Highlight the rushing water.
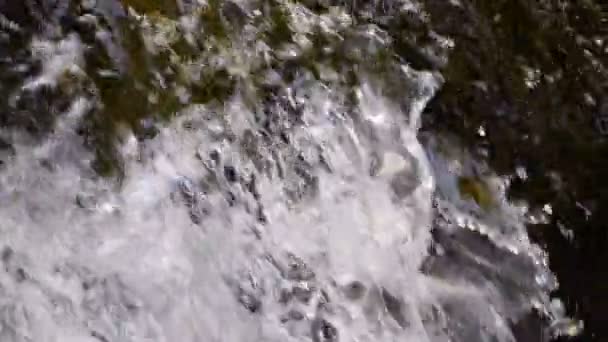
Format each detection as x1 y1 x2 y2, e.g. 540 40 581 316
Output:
0 0 588 341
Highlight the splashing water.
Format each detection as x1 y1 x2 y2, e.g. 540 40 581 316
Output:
0 0 579 341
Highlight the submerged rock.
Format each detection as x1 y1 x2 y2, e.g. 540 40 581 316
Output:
311 318 338 342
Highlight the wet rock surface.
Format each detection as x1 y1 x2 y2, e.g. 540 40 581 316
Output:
0 0 604 341
419 1 608 339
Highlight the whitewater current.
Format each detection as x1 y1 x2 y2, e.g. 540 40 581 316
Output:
0 0 580 341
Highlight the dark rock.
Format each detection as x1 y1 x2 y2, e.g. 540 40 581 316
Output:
285 255 315 281
278 287 293 304
134 118 158 140
90 331 109 342
223 165 238 182
287 309 304 321
177 177 196 205
246 174 260 200
390 168 420 200
1 246 13 263
311 318 338 342
256 206 267 224
220 1 248 31
237 288 262 313
82 279 95 291
209 149 221 164
281 309 305 323
299 0 332 13
0 0 34 28
15 267 26 282
225 190 237 206
75 193 96 209
381 288 408 328
119 0 179 18
292 284 314 304
343 280 366 300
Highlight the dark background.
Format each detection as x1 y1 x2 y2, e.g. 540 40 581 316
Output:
420 1 608 340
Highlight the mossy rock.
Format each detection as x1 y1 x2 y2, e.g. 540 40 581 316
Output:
458 176 494 209
120 0 180 18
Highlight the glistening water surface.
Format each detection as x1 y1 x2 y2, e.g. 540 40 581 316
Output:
0 0 601 341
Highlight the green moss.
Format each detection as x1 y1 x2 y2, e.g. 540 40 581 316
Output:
199 0 228 40
458 177 494 209
120 0 180 18
170 36 199 61
82 17 156 177
190 68 236 105
264 0 293 46
91 143 122 178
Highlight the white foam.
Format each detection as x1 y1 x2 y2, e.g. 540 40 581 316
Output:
23 34 85 90
0 2 569 339
0 67 564 341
